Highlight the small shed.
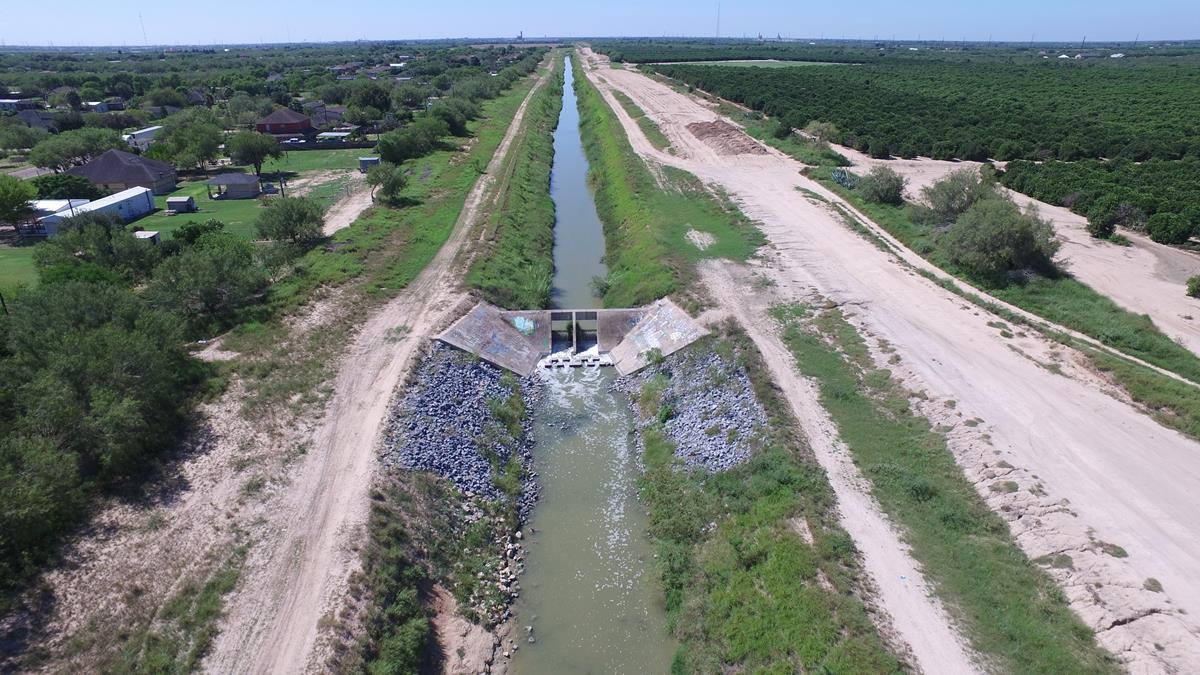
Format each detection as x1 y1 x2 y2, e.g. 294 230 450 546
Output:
133 230 161 245
359 156 381 173
206 173 262 200
166 195 196 213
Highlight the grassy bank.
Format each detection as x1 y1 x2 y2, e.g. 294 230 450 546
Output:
573 55 763 308
467 54 564 309
772 303 1116 674
633 326 902 673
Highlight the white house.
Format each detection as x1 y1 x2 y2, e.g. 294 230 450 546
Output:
122 125 163 152
39 187 155 233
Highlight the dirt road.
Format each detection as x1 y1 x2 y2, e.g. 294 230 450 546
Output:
320 174 373 235
581 48 1200 671
204 65 554 673
825 142 1200 358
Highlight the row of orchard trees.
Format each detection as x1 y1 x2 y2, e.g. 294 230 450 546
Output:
654 60 1200 162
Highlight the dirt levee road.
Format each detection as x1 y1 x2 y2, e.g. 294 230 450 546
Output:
581 48 1200 671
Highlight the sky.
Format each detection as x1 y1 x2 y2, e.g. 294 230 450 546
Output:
2 0 1196 47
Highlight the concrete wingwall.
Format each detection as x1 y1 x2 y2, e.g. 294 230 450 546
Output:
437 299 706 376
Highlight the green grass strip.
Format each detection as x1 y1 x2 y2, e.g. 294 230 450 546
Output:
773 304 1116 674
467 54 564 309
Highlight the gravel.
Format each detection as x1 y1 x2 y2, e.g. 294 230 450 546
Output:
382 344 541 519
616 349 767 472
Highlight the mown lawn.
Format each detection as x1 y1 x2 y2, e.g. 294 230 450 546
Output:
0 244 37 294
137 150 366 239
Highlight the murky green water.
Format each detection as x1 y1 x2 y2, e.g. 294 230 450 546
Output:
549 56 608 310
510 368 674 674
509 55 675 674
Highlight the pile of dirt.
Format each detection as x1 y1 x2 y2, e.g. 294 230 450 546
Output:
686 120 768 156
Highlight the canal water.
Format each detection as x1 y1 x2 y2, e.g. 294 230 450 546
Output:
508 55 675 674
548 55 608 310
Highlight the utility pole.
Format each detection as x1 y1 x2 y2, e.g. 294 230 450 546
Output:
715 2 721 39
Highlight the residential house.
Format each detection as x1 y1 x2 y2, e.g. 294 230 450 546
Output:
205 173 262 199
17 109 57 131
67 149 177 195
256 107 315 136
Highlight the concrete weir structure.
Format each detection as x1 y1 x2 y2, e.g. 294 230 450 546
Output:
437 298 707 376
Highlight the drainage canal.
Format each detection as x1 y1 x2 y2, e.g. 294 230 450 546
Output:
508 55 676 672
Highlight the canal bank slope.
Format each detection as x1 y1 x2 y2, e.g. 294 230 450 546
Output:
580 47 1200 671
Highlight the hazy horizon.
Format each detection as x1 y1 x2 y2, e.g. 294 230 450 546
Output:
2 0 1196 48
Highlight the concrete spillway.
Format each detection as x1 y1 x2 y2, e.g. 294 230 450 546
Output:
437 298 707 376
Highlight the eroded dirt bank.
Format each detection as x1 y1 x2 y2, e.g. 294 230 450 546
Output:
582 47 1200 671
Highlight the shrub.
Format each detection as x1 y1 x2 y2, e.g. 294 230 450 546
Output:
940 198 1060 284
1187 276 1200 299
1147 212 1193 245
856 166 906 205
367 163 409 205
145 231 269 335
913 168 999 225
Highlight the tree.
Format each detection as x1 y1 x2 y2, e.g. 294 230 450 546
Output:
0 175 37 225
366 163 409 204
149 108 222 170
0 120 47 151
940 198 1060 283
912 169 999 225
226 131 282 177
30 173 106 200
1147 212 1193 245
255 196 324 247
857 166 906 205
349 81 392 112
1085 195 1120 238
28 127 125 171
32 212 161 282
1187 276 1200 299
145 231 269 334
376 116 450 164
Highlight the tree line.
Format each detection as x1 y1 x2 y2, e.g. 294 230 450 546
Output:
654 60 1200 162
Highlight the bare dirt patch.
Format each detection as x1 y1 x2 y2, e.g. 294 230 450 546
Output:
686 120 768 156
685 228 715 251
